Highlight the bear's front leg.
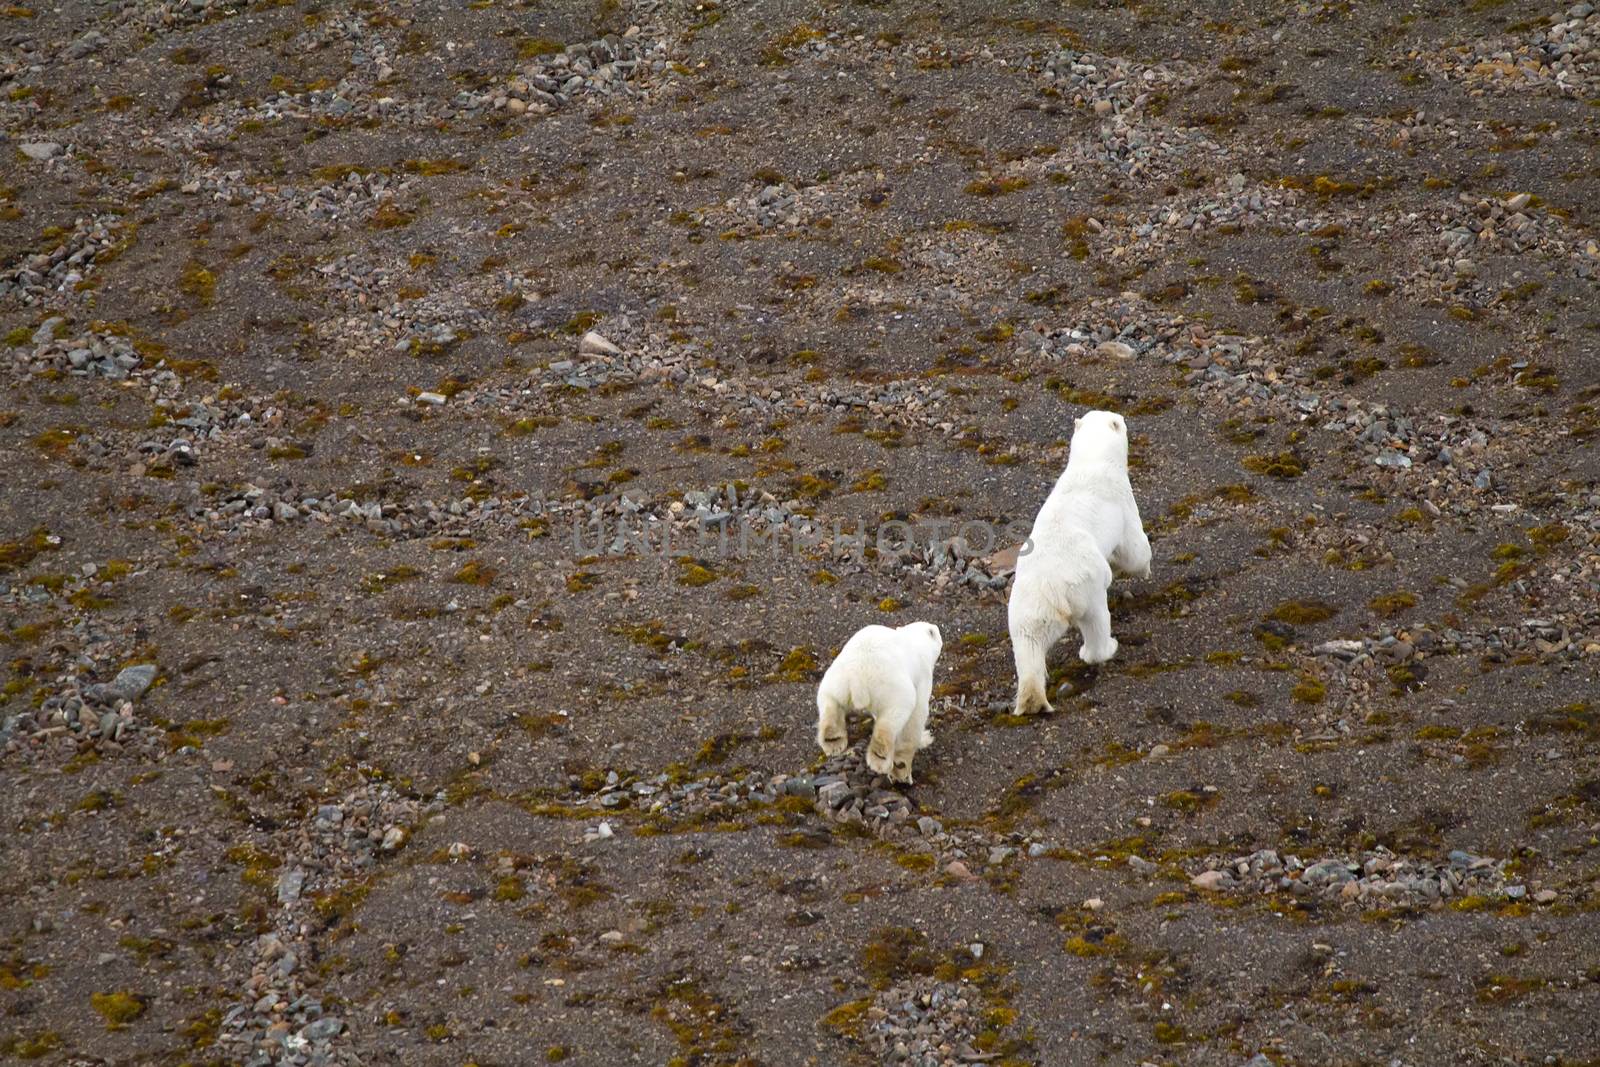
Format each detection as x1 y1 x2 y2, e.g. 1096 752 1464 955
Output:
1116 512 1153 580
816 694 848 756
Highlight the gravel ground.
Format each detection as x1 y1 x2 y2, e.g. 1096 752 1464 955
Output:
3 1 1598 1065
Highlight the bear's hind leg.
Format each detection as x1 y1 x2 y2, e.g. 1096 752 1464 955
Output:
1011 618 1067 716
866 699 912 779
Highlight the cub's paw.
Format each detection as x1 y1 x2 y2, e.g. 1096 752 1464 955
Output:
865 744 894 777
917 729 934 750
818 731 848 756
891 760 914 785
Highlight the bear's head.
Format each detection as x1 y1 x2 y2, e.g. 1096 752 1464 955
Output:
1068 409 1128 468
904 621 942 657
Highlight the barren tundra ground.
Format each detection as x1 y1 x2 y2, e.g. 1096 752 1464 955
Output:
3 1 1600 1065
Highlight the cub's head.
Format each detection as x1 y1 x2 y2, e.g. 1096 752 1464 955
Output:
1070 409 1129 465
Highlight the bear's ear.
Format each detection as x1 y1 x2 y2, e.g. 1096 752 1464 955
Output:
1114 416 1125 433
1073 416 1082 429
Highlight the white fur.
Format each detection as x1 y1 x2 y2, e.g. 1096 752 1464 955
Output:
1008 410 1151 715
815 621 942 783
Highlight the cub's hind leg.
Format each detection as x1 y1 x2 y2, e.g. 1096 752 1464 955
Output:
891 701 931 784
866 697 913 779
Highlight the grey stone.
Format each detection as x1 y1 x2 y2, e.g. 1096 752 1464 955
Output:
1303 859 1356 885
32 317 64 345
85 663 157 704
64 31 107 59
817 781 849 809
20 142 62 161
277 868 306 904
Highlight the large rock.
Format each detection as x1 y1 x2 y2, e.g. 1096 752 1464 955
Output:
84 664 157 705
578 330 622 357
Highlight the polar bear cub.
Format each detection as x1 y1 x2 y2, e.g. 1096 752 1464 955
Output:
1008 410 1151 715
816 621 942 783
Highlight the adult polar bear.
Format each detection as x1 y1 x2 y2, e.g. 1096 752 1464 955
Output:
1009 410 1151 715
816 622 943 783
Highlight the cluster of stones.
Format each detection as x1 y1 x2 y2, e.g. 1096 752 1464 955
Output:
745 181 804 228
1418 4 1600 96
864 975 996 1067
586 766 782 818
1041 48 1191 117
0 215 124 304
1097 164 1595 296
1114 175 1296 249
159 165 422 224
466 32 673 117
1039 48 1213 180
1315 612 1598 668
390 319 470 356
572 747 1018 875
122 0 258 35
190 481 541 540
1404 191 1596 301
304 171 419 225
799 749 1019 878
316 253 399 308
555 328 952 433
569 476 1015 596
1 662 157 755
703 180 813 237
1037 293 1510 485
1189 847 1558 911
2 320 218 454
219 783 429 1067
8 323 142 380
247 85 434 130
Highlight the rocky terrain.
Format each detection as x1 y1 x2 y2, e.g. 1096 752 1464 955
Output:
2 1 1598 1064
